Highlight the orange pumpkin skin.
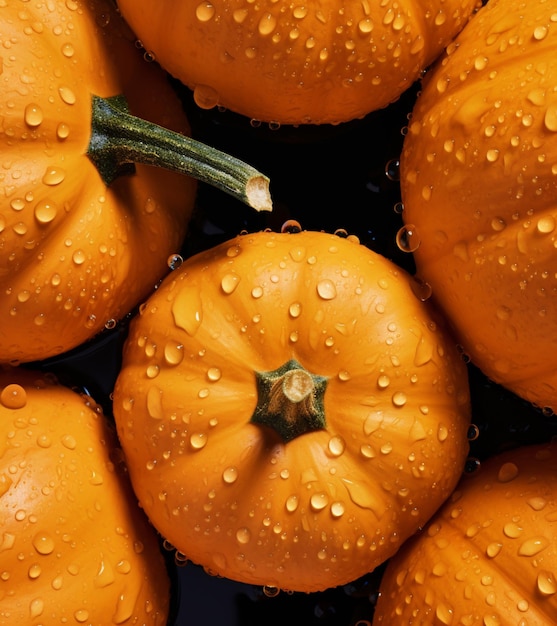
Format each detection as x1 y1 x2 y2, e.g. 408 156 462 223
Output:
116 0 480 125
373 442 557 625
113 230 471 592
400 0 557 411
0 368 170 625
0 0 196 364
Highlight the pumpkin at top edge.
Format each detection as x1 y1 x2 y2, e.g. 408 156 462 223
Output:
112 229 471 593
116 0 481 126
400 0 557 412
373 440 557 625
0 0 196 364
0 367 171 626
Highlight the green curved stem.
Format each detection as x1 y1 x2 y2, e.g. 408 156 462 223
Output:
87 94 272 212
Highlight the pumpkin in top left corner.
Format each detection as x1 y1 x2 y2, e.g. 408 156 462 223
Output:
0 0 196 364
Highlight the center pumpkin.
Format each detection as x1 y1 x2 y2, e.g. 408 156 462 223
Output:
112 229 471 592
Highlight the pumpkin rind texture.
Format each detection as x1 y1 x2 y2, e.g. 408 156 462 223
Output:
373 441 557 625
0 0 196 364
400 0 557 411
113 230 471 592
0 368 170 625
116 0 481 125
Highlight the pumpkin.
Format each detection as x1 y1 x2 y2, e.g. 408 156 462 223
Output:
0 0 270 365
0 367 171 625
115 0 481 126
112 228 471 593
399 0 557 412
373 441 557 625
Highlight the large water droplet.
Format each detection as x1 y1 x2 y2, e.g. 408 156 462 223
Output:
0 384 27 409
24 103 43 127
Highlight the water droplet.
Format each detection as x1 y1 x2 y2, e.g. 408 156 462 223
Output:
34 199 58 224
32 532 55 555
497 462 519 483
74 609 89 623
167 254 183 270
281 219 302 233
61 434 76 450
236 527 251 544
503 522 523 538
190 433 207 450
195 1 215 21
28 563 42 579
392 391 407 407
385 159 400 181
410 277 432 301
24 103 43 127
221 272 241 294
518 536 549 556
310 492 329 511
327 436 345 457
172 286 203 336
486 542 503 558
537 570 557 595
396 224 421 252
193 84 219 110
316 279 336 300
285 495 299 512
289 302 302 318
222 467 238 484
42 167 65 186
207 367 221 382
464 457 481 474
544 104 557 132
467 424 480 441
330 501 345 518
56 123 70 140
0 384 27 409
58 86 76 105
30 598 45 618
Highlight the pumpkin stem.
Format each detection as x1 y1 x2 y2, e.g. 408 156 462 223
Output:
251 359 328 442
87 94 272 212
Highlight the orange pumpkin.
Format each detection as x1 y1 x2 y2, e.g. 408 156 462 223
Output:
0 0 270 365
116 0 481 125
373 441 557 625
399 0 557 412
112 229 471 592
0 367 170 625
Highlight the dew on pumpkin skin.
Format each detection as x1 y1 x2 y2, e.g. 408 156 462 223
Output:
316 279 336 300
0 384 27 409
24 103 43 127
42 167 65 186
193 84 219 110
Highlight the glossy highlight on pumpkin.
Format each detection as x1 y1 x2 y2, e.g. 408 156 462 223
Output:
400 0 557 411
373 441 557 625
113 229 471 592
116 0 481 125
0 367 170 625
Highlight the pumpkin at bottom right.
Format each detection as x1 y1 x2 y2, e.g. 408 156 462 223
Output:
373 441 557 625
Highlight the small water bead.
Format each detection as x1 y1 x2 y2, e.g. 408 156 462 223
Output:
497 462 519 483
190 433 207 450
396 224 421 252
193 84 219 110
385 158 400 181
32 532 55 555
206 367 221 382
327 436 345 457
58 86 76 105
537 570 557 596
24 103 43 127
288 302 302 318
1 383 27 409
410 277 432 301
330 501 345 518
42 167 65 186
464 457 481 474
221 272 241 294
316 279 336 300
310 492 329 511
104 318 117 330
34 199 58 224
222 466 238 484
518 536 550 557
467 424 480 441
285 495 299 512
281 219 302 233
167 253 183 270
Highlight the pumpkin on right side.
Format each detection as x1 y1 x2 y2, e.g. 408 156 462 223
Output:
373 441 557 625
400 0 557 412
